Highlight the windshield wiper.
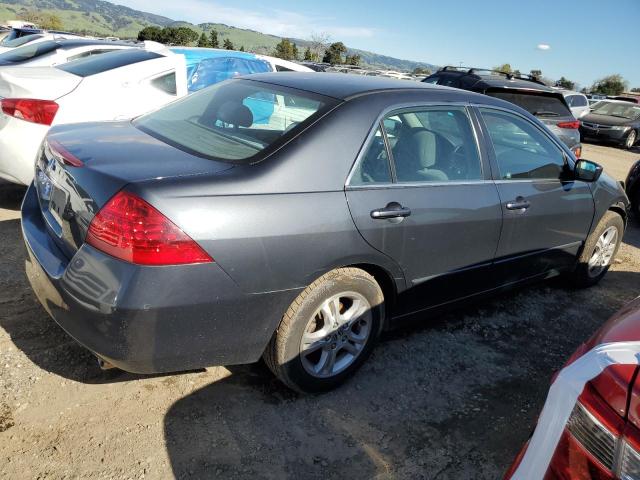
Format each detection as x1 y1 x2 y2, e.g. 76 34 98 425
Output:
600 114 633 120
532 111 560 117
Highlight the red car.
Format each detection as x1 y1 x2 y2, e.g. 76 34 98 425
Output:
505 297 640 479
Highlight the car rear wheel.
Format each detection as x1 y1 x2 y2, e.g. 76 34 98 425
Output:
625 130 637 149
263 268 384 393
568 211 624 288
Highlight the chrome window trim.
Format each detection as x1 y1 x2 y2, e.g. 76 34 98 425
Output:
345 101 486 188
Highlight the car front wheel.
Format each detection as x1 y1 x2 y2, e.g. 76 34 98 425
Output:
569 211 624 287
263 267 384 393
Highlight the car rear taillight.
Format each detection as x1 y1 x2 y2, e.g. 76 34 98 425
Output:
1 98 59 126
558 120 581 129
547 385 640 479
85 191 213 266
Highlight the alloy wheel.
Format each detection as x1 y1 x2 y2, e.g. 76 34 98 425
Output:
299 292 372 378
587 226 618 277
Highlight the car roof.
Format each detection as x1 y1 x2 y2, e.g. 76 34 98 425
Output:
427 69 554 92
558 90 586 96
244 72 437 100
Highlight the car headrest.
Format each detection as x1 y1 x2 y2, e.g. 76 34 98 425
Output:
216 101 253 127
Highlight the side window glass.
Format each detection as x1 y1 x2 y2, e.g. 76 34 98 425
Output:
480 108 566 180
387 107 482 183
350 126 392 185
151 72 177 95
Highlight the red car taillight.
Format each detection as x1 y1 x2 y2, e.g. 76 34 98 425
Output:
85 191 213 266
546 385 640 479
1 98 59 126
558 120 581 129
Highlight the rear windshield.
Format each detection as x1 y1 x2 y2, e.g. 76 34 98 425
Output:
0 39 58 63
486 90 572 118
134 79 337 164
0 33 44 48
57 49 161 77
188 57 270 92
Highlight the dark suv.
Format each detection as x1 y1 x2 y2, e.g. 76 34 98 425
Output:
424 67 582 156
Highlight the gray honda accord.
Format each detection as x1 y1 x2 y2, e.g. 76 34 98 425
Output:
22 73 628 392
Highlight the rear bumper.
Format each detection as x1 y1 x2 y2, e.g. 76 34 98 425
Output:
21 184 299 373
0 113 48 185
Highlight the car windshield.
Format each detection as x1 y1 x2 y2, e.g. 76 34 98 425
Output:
0 39 58 63
134 79 337 164
485 90 572 117
0 33 44 48
591 102 640 120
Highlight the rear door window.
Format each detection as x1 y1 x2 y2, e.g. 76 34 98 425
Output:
57 49 162 77
150 72 177 95
485 90 572 118
566 95 588 108
480 108 566 180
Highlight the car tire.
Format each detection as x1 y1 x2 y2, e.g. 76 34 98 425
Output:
624 130 637 150
263 267 384 393
569 211 624 288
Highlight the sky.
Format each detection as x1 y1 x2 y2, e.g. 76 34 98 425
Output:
114 0 640 89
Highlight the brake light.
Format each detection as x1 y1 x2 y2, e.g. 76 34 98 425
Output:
85 191 213 266
558 120 581 129
47 139 83 167
546 384 640 479
1 98 59 126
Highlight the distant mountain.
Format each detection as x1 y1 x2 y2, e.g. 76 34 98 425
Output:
0 0 438 72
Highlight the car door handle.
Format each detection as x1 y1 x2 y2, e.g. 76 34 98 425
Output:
506 198 531 211
370 203 412 219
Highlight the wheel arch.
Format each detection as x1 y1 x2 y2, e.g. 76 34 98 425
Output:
346 262 398 326
609 202 628 226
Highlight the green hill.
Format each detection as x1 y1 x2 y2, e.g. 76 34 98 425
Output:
0 0 438 72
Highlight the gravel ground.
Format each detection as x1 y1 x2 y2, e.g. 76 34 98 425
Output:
1 143 639 479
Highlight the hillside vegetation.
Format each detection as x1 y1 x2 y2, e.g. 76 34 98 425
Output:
0 0 437 72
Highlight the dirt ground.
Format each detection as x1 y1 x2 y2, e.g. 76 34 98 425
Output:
1 143 640 480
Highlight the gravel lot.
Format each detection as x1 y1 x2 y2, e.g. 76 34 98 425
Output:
1 143 639 479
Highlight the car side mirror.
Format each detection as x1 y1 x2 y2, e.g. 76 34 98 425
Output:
574 159 603 182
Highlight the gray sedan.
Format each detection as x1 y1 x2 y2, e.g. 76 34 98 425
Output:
22 73 628 392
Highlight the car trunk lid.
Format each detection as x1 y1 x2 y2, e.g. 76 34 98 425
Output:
35 121 235 259
0 66 81 100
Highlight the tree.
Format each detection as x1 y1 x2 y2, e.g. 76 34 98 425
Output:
197 32 210 48
137 26 163 42
223 38 234 50
413 67 432 76
344 54 361 66
274 39 297 60
209 29 219 48
309 32 330 62
20 10 63 30
322 41 347 65
173 27 199 46
303 47 313 61
591 74 628 96
239 45 245 52
494 63 513 74
556 76 576 90
631 87 640 93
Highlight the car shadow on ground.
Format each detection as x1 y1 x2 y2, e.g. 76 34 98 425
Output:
162 266 640 479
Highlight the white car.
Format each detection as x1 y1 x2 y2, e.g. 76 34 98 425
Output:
0 38 141 68
560 90 590 119
0 45 186 185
